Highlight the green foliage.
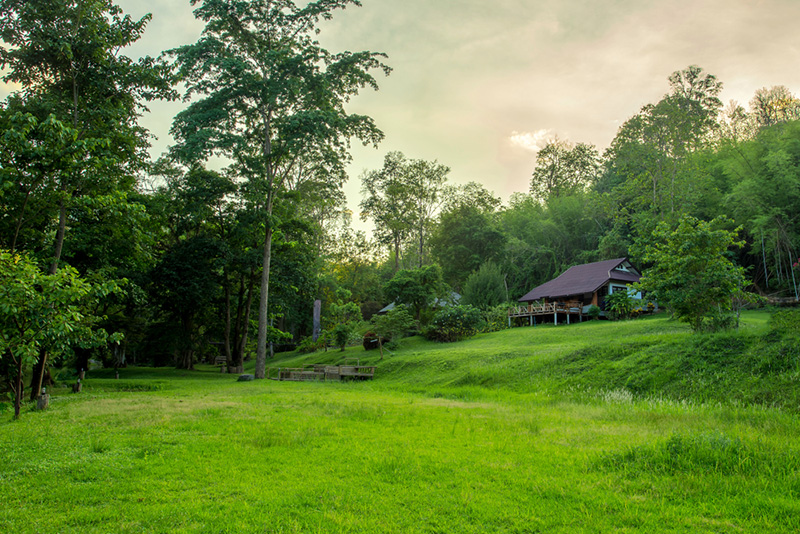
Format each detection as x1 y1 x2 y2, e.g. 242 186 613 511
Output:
371 305 416 350
0 250 120 417
480 304 511 333
424 305 484 342
636 215 746 332
462 262 506 310
383 265 444 319
586 304 602 320
430 205 506 288
360 151 450 269
530 139 601 201
325 289 363 351
499 192 603 300
604 288 637 320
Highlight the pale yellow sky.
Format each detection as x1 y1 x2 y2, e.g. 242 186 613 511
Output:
6 0 800 223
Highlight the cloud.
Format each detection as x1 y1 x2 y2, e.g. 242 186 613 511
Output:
508 130 556 154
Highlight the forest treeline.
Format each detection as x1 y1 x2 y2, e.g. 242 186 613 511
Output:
1 2 799 410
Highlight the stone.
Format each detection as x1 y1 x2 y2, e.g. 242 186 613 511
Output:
237 374 255 382
36 394 50 411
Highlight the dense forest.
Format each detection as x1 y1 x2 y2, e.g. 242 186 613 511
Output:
2 1 799 415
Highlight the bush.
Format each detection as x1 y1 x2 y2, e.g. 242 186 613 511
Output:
371 306 416 350
462 262 506 310
481 304 510 333
587 304 601 320
296 336 324 354
605 289 636 320
424 305 484 342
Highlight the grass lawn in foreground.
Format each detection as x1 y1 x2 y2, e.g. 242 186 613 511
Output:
1 311 799 533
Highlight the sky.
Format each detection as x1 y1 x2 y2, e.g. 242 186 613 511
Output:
5 0 800 223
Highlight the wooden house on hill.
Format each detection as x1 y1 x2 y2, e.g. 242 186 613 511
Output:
510 258 642 325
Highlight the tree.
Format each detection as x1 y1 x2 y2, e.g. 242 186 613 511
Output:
325 289 362 352
383 265 444 320
749 86 800 128
462 262 506 310
149 236 226 369
370 305 415 358
168 0 389 379
360 152 416 272
530 139 601 201
0 0 175 272
404 158 450 267
0 250 119 418
636 215 746 332
1 0 174 396
430 205 506 289
604 66 723 220
360 152 450 270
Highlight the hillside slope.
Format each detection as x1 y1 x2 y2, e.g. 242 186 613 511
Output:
274 310 800 410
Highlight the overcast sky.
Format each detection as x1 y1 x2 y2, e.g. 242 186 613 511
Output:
5 0 800 221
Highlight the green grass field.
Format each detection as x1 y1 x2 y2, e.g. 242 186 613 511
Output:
2 311 799 533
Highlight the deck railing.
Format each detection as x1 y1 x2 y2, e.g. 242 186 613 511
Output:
508 301 584 317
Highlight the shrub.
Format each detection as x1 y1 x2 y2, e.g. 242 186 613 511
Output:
587 304 601 320
481 304 510 333
424 305 484 342
462 262 506 310
296 336 323 354
371 306 416 350
605 289 636 320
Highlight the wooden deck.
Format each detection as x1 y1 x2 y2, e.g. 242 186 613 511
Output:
267 359 376 382
508 300 584 326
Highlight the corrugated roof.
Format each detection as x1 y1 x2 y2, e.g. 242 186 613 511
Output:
518 258 640 302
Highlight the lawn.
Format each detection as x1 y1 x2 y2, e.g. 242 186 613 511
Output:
2 311 799 533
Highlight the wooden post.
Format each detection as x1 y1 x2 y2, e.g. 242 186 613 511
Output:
79 368 85 381
554 310 557 325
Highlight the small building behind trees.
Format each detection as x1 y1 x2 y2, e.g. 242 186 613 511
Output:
511 258 642 324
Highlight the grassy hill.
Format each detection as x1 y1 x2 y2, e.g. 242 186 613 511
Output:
2 310 799 533
271 309 798 410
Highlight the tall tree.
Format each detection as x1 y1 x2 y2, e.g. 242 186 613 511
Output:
749 86 800 128
530 139 601 202
0 0 174 396
0 0 174 271
360 152 416 272
168 0 389 379
361 151 450 270
604 66 723 220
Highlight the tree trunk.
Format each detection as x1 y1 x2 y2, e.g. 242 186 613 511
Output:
234 269 256 368
29 352 50 401
177 315 195 370
50 197 67 275
223 272 232 367
255 226 274 379
12 355 23 419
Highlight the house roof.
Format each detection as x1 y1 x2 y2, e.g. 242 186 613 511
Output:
518 258 640 302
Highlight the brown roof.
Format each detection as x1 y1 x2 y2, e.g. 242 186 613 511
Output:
518 258 640 302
